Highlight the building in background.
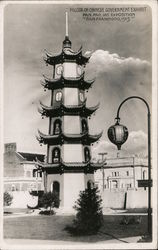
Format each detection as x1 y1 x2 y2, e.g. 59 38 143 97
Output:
95 156 148 191
4 142 44 193
4 143 148 209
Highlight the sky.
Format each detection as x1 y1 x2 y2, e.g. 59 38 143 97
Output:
3 3 152 159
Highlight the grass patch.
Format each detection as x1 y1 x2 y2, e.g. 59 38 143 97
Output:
4 215 148 242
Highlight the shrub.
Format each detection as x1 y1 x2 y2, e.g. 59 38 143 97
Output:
120 215 142 225
39 191 60 215
39 210 55 215
66 186 103 235
3 192 13 207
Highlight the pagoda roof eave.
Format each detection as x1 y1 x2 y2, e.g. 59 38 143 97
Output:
91 159 107 168
39 101 60 111
85 102 100 114
63 47 82 56
37 130 103 145
35 158 104 170
88 131 103 143
42 74 95 90
39 101 99 117
44 47 91 65
36 158 61 168
43 73 85 83
39 100 99 112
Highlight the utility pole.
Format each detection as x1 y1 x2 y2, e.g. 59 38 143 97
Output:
98 152 107 192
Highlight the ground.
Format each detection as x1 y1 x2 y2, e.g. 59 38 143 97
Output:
3 212 148 243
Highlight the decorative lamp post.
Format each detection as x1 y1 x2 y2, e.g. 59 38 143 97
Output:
107 96 152 240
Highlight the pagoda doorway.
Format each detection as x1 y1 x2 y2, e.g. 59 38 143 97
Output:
51 181 60 208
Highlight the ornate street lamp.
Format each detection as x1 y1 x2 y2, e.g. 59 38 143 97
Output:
107 96 152 240
108 118 128 150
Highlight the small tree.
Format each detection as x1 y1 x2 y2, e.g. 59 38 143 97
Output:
3 192 13 207
72 186 103 235
40 191 60 214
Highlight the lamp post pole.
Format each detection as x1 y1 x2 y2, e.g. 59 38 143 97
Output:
114 96 152 238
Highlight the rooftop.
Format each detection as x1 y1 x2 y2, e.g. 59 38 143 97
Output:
18 152 45 163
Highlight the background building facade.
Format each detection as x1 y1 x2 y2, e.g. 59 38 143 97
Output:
4 143 44 208
95 156 148 191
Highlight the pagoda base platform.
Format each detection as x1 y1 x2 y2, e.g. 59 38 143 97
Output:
46 172 94 210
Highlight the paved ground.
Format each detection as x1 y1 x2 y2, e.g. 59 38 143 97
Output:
4 207 148 217
3 236 142 245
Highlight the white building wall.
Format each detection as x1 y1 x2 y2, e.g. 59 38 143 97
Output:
134 166 142 188
101 189 148 209
8 191 38 208
126 190 148 209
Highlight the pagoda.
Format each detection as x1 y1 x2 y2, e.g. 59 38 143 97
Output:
36 13 104 211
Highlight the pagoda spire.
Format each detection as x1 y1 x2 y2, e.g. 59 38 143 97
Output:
66 11 68 37
63 12 72 49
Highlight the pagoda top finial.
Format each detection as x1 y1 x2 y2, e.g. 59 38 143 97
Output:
66 11 68 37
63 12 72 49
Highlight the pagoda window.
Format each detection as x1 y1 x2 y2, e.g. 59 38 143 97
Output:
79 92 84 102
56 91 62 102
84 147 90 162
56 65 63 75
82 119 88 133
87 180 94 189
53 119 61 134
52 148 60 163
77 65 83 77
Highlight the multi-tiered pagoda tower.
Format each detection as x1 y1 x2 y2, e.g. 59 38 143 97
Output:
36 13 103 211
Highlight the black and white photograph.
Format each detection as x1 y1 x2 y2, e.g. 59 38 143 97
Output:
1 0 157 249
